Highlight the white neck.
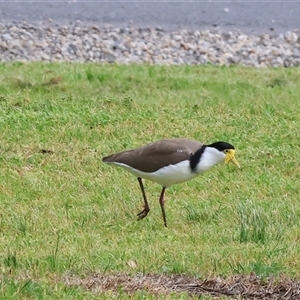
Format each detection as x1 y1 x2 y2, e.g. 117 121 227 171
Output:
193 146 225 174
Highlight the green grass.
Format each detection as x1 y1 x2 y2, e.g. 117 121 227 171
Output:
0 62 300 298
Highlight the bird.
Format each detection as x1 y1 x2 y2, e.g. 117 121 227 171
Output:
102 138 240 227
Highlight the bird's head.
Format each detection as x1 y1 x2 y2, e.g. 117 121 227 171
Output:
207 141 240 168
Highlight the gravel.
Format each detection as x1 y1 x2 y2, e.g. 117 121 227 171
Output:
1 20 300 67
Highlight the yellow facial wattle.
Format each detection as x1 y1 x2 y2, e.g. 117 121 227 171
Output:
225 149 240 168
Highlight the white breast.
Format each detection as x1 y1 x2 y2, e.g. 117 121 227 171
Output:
111 160 199 187
194 147 225 173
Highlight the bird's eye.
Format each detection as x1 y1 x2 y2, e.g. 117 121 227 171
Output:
224 150 228 153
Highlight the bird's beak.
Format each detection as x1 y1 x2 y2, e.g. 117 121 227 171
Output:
225 149 240 168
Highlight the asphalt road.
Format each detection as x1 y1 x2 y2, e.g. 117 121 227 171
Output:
0 1 300 34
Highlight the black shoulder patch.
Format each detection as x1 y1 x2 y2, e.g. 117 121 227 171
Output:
189 145 206 172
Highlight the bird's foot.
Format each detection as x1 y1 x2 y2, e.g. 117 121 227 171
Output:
137 205 150 220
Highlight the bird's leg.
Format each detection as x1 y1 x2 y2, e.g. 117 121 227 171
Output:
137 177 150 220
159 187 167 227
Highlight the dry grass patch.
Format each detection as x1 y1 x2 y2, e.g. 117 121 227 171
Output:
65 273 300 299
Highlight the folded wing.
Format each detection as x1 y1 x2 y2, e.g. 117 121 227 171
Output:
102 138 202 173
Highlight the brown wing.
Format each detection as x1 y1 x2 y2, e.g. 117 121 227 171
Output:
102 138 202 173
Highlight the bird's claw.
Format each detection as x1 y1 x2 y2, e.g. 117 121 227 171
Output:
137 206 150 220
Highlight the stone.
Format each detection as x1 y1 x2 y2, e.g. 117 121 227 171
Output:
285 31 298 43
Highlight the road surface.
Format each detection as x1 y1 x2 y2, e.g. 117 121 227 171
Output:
0 1 299 34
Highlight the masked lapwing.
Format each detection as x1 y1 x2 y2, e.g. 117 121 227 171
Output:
102 138 240 227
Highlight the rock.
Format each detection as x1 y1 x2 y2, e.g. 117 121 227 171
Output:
285 31 298 43
41 53 51 60
173 35 182 41
2 33 12 40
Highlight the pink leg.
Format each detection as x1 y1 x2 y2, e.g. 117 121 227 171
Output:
159 187 167 227
137 177 150 220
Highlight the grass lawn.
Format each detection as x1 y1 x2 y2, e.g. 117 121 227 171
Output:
0 62 300 299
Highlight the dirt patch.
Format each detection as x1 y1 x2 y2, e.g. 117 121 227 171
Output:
64 273 300 299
